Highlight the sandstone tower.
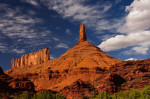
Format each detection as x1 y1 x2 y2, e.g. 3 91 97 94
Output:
77 24 87 44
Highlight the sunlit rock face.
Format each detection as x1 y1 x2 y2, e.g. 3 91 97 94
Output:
77 24 87 44
11 48 50 69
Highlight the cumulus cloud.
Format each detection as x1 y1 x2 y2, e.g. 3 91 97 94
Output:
99 0 150 55
99 31 150 51
56 43 69 49
125 0 150 32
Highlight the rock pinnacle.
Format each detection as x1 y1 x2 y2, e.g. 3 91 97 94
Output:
77 24 87 44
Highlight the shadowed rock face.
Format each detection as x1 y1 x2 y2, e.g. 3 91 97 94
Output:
0 67 4 75
11 48 50 69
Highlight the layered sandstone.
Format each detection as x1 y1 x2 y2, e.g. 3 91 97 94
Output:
53 41 121 71
11 48 50 69
77 24 87 44
3 24 150 99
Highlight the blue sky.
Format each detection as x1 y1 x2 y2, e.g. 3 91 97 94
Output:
0 0 150 71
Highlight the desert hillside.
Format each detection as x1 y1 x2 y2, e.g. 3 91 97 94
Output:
0 24 149 99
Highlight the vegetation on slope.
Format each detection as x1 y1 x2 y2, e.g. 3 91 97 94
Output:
0 86 149 99
14 90 65 99
90 86 150 99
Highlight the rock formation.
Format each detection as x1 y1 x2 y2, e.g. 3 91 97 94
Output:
52 24 121 70
77 24 87 44
11 48 50 69
9 77 35 91
0 67 4 75
60 79 98 98
3 24 150 99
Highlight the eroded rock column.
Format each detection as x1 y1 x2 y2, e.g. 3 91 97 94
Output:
77 24 87 44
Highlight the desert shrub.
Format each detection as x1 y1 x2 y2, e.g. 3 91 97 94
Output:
81 95 89 99
91 93 96 99
31 94 37 99
15 91 32 99
56 93 66 99
141 86 150 99
14 90 65 99
33 91 65 99
111 91 128 99
129 89 142 99
91 86 150 99
96 92 111 99
11 86 150 99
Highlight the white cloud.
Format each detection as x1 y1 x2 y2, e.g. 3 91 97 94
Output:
22 0 125 33
0 3 52 54
11 49 25 54
56 43 69 49
50 55 56 59
65 29 72 35
125 0 150 32
34 0 123 33
132 46 149 54
97 34 116 41
123 46 149 55
99 31 150 51
99 0 150 55
125 58 137 61
52 37 60 41
21 0 39 6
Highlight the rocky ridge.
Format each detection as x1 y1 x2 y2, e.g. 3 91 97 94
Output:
2 24 150 99
11 48 50 69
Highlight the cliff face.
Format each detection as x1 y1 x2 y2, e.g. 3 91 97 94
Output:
11 48 50 69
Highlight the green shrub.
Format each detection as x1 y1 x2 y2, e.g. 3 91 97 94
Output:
56 93 66 99
31 94 37 99
91 86 150 99
82 95 89 99
96 92 111 99
141 86 150 99
14 90 65 99
10 86 150 99
111 91 128 99
129 89 142 99
16 91 32 99
91 93 96 99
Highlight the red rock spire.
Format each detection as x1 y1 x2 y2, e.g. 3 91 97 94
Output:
77 24 87 44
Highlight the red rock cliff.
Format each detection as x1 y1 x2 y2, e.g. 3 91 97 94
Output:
77 24 87 44
11 48 50 69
